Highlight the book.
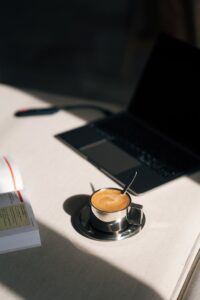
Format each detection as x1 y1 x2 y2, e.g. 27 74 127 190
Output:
0 156 41 254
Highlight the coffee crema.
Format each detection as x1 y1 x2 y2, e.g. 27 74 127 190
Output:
91 189 130 212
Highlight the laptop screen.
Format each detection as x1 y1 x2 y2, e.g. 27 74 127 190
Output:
129 34 200 157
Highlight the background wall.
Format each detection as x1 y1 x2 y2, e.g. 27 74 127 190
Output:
0 0 196 105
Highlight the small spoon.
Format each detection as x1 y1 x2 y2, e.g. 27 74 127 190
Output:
122 171 138 195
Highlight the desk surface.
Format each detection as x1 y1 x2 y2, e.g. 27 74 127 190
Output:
0 84 200 300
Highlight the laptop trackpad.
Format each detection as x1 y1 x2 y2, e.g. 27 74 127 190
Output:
81 141 140 175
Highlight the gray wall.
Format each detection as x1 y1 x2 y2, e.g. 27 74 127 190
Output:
0 0 195 105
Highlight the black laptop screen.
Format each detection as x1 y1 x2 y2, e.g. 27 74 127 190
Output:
129 34 200 157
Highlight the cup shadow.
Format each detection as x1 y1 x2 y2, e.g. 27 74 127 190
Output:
63 194 91 238
63 194 90 217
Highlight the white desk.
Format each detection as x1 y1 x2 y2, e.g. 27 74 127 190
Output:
0 83 200 300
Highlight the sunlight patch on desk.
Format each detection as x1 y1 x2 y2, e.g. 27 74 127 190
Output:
0 283 23 300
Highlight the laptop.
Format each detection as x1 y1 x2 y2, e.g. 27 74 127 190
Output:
56 34 200 194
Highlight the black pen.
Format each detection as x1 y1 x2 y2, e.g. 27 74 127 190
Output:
15 105 113 117
15 107 60 117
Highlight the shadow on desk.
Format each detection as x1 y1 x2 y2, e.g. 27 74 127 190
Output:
21 88 121 121
189 171 200 186
10 86 200 189
0 222 163 300
21 90 200 188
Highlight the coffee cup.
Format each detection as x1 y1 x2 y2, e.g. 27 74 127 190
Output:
90 188 143 233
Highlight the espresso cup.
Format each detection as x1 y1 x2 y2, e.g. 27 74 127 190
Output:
90 188 143 233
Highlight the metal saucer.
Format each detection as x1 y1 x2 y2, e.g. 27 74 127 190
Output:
71 205 145 241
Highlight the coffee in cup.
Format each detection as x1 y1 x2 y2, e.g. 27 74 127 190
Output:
90 187 143 233
91 188 130 213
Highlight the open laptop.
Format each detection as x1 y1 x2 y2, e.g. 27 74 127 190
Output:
56 34 200 194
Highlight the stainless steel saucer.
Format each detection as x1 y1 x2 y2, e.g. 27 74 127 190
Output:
71 205 145 241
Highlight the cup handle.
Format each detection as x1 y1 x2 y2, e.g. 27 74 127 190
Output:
127 203 143 226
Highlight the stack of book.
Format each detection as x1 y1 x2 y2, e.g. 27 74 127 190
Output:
0 156 41 254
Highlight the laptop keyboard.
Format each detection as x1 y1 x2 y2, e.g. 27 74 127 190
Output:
92 114 198 178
